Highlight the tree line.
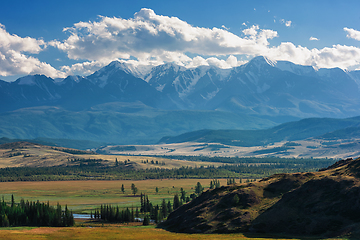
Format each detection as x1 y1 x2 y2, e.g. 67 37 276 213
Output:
0 195 74 227
93 181 209 225
0 156 337 182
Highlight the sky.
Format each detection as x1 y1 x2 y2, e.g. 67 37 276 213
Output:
1 0 360 81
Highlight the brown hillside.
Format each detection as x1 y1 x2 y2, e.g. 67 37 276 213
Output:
161 157 360 238
0 141 225 169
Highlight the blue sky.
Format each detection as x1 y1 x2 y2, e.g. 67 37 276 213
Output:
1 0 360 81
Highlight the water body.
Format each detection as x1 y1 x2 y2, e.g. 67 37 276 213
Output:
73 214 91 219
72 215 152 222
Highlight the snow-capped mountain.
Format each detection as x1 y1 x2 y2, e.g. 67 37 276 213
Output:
1 56 360 120
145 63 231 109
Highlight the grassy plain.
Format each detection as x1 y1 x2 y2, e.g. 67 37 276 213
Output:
0 225 319 240
0 179 228 213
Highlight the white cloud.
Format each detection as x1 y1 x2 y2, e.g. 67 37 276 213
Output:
185 55 246 69
280 19 292 27
310 37 319 41
344 27 360 41
0 24 65 78
265 42 360 70
242 25 260 37
60 60 107 76
4 8 360 78
242 22 247 26
51 9 360 73
51 9 278 69
221 25 229 30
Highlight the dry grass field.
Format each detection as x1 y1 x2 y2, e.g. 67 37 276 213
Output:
99 140 360 159
0 225 316 240
0 179 229 213
0 142 225 169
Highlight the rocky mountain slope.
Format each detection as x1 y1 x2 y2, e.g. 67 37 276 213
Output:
160 157 360 238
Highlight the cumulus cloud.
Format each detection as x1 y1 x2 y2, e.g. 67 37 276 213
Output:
4 8 360 78
309 37 319 41
60 60 106 76
0 24 65 78
344 27 360 41
50 9 278 68
266 42 360 70
49 9 360 73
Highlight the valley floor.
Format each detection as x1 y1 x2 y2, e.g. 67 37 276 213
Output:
99 138 360 159
0 179 227 213
0 224 323 240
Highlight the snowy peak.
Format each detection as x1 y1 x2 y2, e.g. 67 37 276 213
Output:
16 75 37 86
87 61 135 88
246 56 276 68
15 75 54 86
244 56 317 77
101 60 152 80
275 60 316 76
93 61 131 77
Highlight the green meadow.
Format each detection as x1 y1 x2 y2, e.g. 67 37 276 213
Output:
0 179 226 213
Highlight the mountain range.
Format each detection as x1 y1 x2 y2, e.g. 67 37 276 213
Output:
1 56 360 147
2 56 360 118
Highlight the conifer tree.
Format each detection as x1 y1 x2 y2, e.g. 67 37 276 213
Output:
161 199 168 218
143 215 150 225
180 188 186 202
173 194 180 210
210 180 214 189
195 182 203 195
167 200 172 214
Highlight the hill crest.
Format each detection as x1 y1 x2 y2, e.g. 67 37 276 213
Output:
160 157 360 237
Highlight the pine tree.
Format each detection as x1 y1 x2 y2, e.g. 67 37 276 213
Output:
143 215 150 226
135 207 139 218
11 194 15 208
173 194 180 210
161 199 168 218
167 200 172 214
140 193 144 212
195 182 203 195
180 188 186 202
210 180 214 189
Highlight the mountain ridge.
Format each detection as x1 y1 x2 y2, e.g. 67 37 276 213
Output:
159 115 360 147
1 56 360 119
